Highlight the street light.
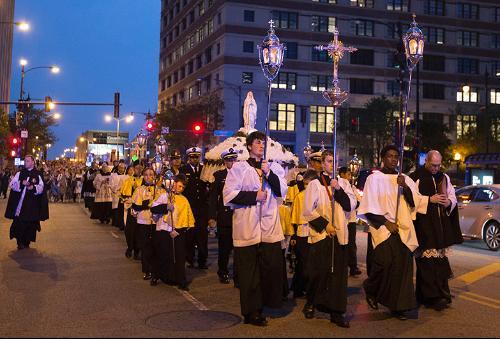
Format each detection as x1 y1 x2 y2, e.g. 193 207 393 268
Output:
1 21 30 31
104 113 134 160
454 152 462 174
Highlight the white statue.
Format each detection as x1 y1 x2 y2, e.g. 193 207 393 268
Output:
243 91 257 134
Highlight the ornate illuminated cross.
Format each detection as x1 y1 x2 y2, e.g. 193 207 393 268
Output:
315 27 357 107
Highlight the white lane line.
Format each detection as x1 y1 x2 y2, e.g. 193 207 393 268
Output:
110 231 120 239
176 288 209 311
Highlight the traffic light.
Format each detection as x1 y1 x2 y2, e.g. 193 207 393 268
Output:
146 120 154 132
192 122 204 135
44 96 54 112
10 150 16 158
113 92 120 118
12 137 19 145
350 117 360 133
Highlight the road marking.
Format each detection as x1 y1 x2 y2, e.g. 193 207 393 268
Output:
454 262 500 285
110 231 120 239
176 288 209 311
462 292 500 305
458 295 500 310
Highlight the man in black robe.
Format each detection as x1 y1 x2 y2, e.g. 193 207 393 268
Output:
410 150 463 311
5 155 48 249
82 162 99 211
358 145 429 320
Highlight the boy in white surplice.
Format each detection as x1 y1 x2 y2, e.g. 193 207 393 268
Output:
223 131 288 327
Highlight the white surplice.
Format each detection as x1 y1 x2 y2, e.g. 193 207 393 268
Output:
357 171 429 252
223 161 288 247
302 176 357 245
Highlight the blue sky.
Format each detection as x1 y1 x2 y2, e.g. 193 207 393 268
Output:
11 0 160 159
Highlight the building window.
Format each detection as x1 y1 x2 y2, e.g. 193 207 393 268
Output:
423 83 445 99
457 87 478 102
425 27 445 45
216 43 221 55
198 1 205 16
457 31 479 47
243 41 254 53
491 89 500 104
492 35 500 49
272 11 298 29
424 0 445 16
456 115 477 139
387 80 406 96
272 72 297 90
244 10 255 22
187 60 194 74
205 46 212 63
188 86 196 100
350 49 374 65
189 10 195 23
182 18 187 30
285 42 298 59
350 78 374 94
311 16 336 33
242 72 253 84
350 0 374 7
196 54 202 69
310 75 333 92
310 105 334 133
457 58 479 74
387 0 408 11
270 103 295 131
491 118 500 142
161 80 166 92
423 112 444 124
457 3 479 20
423 55 445 71
312 48 330 62
353 20 374 37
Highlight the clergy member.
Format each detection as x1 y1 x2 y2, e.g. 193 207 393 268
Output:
302 150 357 328
409 150 463 311
223 131 288 327
357 145 428 320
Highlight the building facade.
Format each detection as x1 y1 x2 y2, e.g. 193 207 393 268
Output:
0 0 15 115
158 0 500 165
75 130 129 164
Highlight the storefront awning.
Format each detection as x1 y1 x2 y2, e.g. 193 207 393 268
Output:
464 153 500 166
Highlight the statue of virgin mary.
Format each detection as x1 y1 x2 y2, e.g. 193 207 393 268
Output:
243 91 257 134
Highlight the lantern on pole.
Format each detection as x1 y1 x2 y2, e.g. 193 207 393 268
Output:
155 135 168 155
136 130 147 148
348 153 362 183
258 20 285 159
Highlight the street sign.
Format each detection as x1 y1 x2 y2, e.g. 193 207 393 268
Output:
21 130 28 139
214 130 233 137
162 127 170 134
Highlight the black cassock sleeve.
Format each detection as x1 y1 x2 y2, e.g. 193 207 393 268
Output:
266 170 282 198
334 188 351 212
309 216 329 233
365 213 387 229
132 200 150 211
230 191 258 206
402 186 415 208
150 204 169 215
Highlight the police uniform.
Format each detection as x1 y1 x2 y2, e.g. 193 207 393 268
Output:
208 148 237 284
180 147 209 268
169 150 182 176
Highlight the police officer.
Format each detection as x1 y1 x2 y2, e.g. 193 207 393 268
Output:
180 147 209 269
169 149 182 176
208 148 238 284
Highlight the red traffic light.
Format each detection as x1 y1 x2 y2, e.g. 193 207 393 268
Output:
12 137 19 145
192 122 204 135
146 121 154 131
10 150 16 157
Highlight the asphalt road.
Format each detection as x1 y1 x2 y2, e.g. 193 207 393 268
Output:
0 199 498 337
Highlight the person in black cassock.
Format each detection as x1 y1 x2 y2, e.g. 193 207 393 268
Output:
410 150 463 311
208 148 238 284
82 162 99 211
5 155 49 249
180 147 210 269
357 145 429 320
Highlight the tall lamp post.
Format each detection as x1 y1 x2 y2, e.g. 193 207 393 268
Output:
105 113 133 160
19 59 60 100
0 20 30 31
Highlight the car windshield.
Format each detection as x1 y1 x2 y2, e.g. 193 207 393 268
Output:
474 188 499 202
456 188 474 203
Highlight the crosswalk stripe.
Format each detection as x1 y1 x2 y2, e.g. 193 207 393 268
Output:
458 295 500 310
462 292 500 305
454 262 500 285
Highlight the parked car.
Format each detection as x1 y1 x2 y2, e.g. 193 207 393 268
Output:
456 185 500 251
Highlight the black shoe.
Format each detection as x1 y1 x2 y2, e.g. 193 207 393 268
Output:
150 278 159 286
198 263 208 270
125 249 132 258
218 273 230 284
302 303 315 319
178 283 190 291
330 313 350 328
244 313 268 327
143 273 152 280
391 311 408 321
350 268 362 276
429 298 448 311
365 294 379 310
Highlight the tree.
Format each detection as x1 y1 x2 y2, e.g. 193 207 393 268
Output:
0 109 10 158
154 93 224 151
417 119 452 165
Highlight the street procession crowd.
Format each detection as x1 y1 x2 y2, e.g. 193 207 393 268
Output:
3 129 464 329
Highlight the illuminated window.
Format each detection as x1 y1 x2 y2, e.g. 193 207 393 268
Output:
310 105 334 133
457 87 478 102
270 103 295 131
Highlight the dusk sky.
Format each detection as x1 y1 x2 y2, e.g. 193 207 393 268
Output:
10 0 160 159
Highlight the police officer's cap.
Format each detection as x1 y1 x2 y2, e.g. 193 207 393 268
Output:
186 147 202 156
221 148 238 161
170 149 181 159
